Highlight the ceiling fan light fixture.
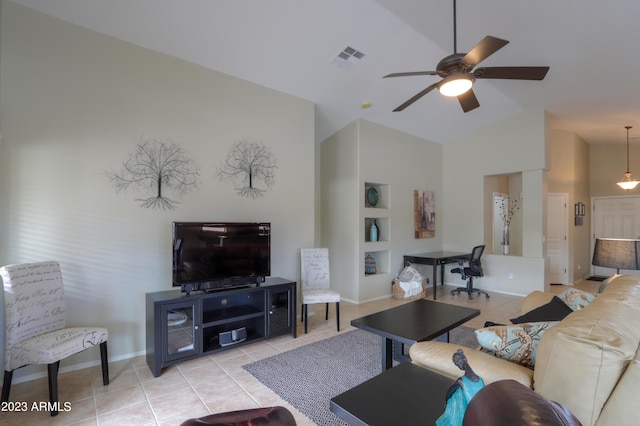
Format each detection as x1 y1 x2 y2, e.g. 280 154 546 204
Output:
439 72 473 97
617 126 639 190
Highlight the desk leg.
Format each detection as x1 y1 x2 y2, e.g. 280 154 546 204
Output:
382 337 393 371
432 260 437 300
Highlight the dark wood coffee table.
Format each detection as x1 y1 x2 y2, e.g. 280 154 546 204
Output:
330 361 454 425
351 299 480 371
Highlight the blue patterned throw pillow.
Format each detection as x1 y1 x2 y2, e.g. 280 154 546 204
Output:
558 288 595 310
475 321 558 369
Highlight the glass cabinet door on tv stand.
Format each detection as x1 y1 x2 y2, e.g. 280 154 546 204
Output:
267 286 294 336
163 300 200 362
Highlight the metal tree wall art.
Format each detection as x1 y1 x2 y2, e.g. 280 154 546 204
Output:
107 138 200 210
217 140 277 198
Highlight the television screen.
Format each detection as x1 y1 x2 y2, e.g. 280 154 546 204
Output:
173 222 270 292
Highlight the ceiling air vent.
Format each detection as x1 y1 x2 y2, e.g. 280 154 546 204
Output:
330 46 366 70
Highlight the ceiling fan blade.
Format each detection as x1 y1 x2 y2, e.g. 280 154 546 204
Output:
384 71 438 78
458 89 480 113
393 81 440 111
461 36 509 68
474 66 550 80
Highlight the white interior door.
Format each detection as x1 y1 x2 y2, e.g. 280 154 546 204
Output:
547 193 568 284
592 196 640 276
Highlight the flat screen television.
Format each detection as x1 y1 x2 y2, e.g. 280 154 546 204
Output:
173 222 270 293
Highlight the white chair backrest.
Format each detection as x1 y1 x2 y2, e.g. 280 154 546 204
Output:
300 248 330 290
1 261 67 367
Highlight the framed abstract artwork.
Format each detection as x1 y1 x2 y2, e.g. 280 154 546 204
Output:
414 189 435 238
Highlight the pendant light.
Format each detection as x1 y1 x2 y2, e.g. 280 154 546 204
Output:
617 126 640 190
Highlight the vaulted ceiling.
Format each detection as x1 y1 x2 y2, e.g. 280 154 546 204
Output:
10 0 640 145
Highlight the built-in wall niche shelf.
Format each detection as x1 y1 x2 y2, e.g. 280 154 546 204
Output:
364 182 390 209
363 250 390 277
365 217 389 242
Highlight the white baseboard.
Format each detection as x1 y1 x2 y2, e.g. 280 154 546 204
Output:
9 349 147 385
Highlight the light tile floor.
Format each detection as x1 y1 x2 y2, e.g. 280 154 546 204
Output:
1 280 599 425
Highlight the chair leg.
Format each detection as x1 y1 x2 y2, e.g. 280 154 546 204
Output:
100 341 109 386
303 304 308 334
48 361 60 416
303 303 341 333
450 277 490 299
1 370 13 403
472 288 490 299
451 279 474 299
466 277 474 299
466 277 490 298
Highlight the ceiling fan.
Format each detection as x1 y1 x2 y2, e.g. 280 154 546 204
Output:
384 0 549 113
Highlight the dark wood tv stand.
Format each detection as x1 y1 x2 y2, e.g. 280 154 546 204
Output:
146 277 296 377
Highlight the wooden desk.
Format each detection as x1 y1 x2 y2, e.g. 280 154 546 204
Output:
403 251 471 300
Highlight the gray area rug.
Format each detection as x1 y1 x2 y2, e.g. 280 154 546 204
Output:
243 326 477 425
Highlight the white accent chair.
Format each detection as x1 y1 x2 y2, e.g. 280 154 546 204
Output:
300 248 340 334
1 261 109 416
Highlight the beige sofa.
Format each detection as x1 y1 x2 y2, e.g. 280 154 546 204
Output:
409 274 640 426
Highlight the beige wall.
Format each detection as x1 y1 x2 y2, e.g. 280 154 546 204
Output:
548 130 591 283
0 2 5 265
320 121 360 300
552 130 640 281
590 143 640 198
443 108 550 296
320 119 443 302
0 2 315 378
588 140 640 278
358 120 444 300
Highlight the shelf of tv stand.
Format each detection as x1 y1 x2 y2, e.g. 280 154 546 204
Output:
146 277 297 377
202 305 264 326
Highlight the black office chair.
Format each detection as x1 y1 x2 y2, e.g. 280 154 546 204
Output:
450 245 489 299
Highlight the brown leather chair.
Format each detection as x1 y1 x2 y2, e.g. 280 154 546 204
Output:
180 406 296 426
462 380 582 426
